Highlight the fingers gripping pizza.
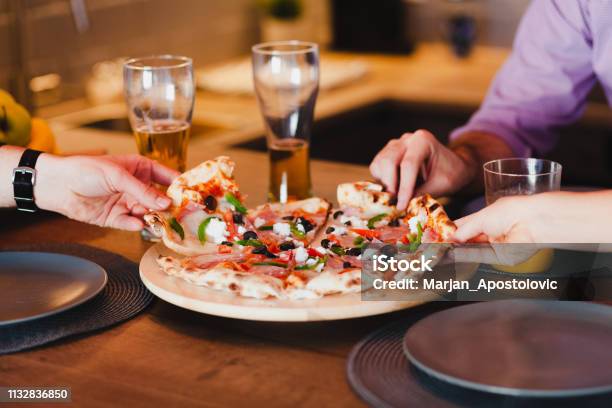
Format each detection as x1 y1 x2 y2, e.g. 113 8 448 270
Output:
146 161 456 300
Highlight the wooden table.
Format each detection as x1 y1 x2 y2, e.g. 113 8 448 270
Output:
0 209 456 407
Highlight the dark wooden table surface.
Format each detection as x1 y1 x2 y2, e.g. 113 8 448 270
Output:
0 209 456 407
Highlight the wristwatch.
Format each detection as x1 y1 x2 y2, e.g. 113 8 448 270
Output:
12 149 43 212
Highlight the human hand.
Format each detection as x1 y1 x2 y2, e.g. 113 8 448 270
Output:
35 154 179 230
452 192 612 244
452 195 542 243
369 129 476 210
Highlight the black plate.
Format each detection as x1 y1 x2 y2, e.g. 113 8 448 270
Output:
0 252 107 325
403 300 612 397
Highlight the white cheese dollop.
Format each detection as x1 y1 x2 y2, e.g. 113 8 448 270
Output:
237 225 246 235
334 226 348 235
273 222 291 237
294 247 309 264
306 258 318 266
206 218 229 244
296 223 306 233
340 215 366 228
408 211 428 235
254 217 265 228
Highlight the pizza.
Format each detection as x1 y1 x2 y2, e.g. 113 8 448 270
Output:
146 160 457 300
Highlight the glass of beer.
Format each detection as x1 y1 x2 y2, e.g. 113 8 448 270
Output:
252 41 319 203
484 158 562 273
124 55 194 241
123 55 194 172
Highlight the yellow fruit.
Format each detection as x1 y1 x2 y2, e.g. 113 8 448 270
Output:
0 97 31 147
27 118 57 153
0 89 16 105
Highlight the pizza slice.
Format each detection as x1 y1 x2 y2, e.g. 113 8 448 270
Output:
405 193 456 243
145 156 253 256
318 182 456 251
312 183 457 281
157 252 287 299
156 246 362 300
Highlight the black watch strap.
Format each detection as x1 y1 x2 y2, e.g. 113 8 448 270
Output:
12 149 43 212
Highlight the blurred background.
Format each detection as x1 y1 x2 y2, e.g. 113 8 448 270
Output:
2 0 611 189
1 0 530 107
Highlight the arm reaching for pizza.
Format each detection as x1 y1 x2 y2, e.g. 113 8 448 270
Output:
452 191 612 243
371 2 600 209
0 146 178 230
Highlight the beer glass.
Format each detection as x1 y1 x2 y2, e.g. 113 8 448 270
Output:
124 55 194 241
252 41 319 203
124 55 194 172
484 158 562 273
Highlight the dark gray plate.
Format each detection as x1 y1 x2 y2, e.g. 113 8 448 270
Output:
0 252 107 326
403 300 612 397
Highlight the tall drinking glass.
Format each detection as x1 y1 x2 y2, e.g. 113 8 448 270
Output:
484 158 562 273
123 55 194 172
252 41 319 203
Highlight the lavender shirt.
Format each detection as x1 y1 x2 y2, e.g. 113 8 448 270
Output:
450 0 612 157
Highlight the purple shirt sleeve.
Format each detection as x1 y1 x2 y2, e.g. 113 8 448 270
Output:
450 0 596 157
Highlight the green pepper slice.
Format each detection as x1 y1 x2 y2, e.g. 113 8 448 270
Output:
197 216 220 244
235 239 264 247
290 223 306 239
169 217 184 240
367 213 388 229
225 193 247 214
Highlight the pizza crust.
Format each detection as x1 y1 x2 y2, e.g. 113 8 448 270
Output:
337 182 395 218
167 156 239 207
157 255 285 299
256 197 331 216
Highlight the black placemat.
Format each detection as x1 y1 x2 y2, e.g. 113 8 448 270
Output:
346 311 612 408
0 243 153 354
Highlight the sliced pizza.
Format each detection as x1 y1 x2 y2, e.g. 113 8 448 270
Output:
148 171 457 300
